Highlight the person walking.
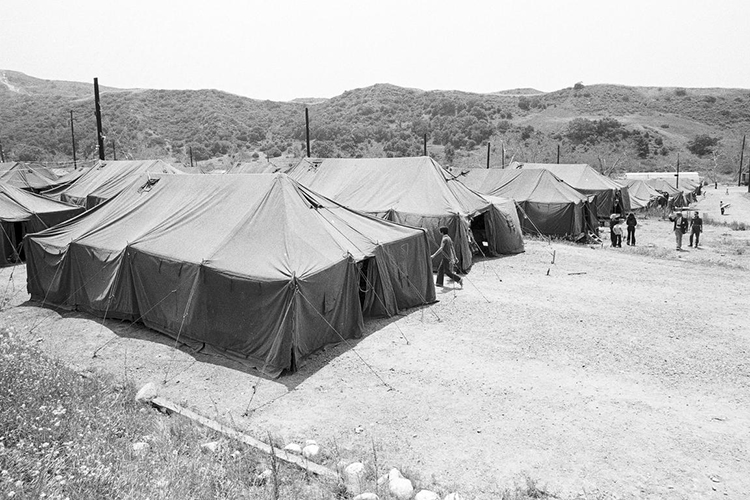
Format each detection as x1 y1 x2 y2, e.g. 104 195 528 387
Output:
689 211 703 247
431 226 463 288
625 212 637 246
670 211 687 251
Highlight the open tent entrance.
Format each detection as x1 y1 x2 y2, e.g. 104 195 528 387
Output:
1 221 25 264
470 213 489 255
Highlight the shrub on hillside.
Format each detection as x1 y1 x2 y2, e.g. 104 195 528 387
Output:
686 134 720 157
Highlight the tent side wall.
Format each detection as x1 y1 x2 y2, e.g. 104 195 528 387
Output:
516 201 583 238
484 201 525 255
390 212 474 273
364 231 437 317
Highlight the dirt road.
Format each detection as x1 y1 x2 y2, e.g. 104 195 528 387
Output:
1 184 748 499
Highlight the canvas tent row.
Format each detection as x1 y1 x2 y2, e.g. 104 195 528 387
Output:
461 168 598 238
511 162 630 217
288 157 524 273
621 179 665 210
43 160 182 209
644 178 692 208
0 182 84 266
26 174 436 377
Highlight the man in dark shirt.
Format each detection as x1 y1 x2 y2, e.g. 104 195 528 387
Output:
689 211 703 247
431 226 463 288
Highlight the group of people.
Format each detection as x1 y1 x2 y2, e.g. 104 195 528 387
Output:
609 212 638 247
609 210 704 252
669 210 703 251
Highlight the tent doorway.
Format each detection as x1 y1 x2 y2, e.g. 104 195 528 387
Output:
13 222 25 261
470 213 489 256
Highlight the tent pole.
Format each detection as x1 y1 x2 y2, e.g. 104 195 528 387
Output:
738 135 745 187
94 78 105 161
486 142 490 168
557 144 560 164
424 134 427 156
305 108 311 158
69 110 77 170
676 153 680 189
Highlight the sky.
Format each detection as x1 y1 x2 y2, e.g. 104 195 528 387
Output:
2 0 750 101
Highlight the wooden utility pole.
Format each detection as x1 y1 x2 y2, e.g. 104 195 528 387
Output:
305 108 311 158
486 143 490 168
501 142 505 168
69 111 77 169
738 135 746 187
556 144 560 163
675 153 680 189
94 78 105 160
0 142 5 162
423 134 427 156
189 146 194 168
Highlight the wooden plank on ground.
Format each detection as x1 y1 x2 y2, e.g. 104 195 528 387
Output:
151 396 339 479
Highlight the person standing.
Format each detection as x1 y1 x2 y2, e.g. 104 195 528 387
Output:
689 211 703 247
626 212 637 246
431 226 463 288
612 222 623 247
609 214 618 247
670 211 686 251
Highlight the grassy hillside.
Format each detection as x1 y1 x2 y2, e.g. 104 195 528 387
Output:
1 70 748 180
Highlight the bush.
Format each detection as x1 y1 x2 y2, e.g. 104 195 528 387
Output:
675 88 687 97
574 82 585 91
686 134 720 157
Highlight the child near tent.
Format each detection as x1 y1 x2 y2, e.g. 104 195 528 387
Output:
612 221 623 248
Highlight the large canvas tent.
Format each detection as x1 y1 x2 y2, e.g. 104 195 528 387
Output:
511 162 630 217
0 182 84 266
288 156 524 273
621 179 664 210
645 178 691 208
227 162 290 174
26 174 436 377
0 162 69 192
461 168 598 238
43 160 181 209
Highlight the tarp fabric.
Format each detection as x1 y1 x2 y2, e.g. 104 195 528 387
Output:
26 174 435 376
288 156 523 273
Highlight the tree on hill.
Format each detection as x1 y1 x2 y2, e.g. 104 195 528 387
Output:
686 134 720 157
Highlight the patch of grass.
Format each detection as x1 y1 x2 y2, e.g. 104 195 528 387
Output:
0 329 337 499
702 214 747 231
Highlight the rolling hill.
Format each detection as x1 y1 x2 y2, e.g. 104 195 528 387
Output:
1 69 748 180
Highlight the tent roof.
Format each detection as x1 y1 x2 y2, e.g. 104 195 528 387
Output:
0 162 62 191
510 162 623 192
622 179 663 209
227 162 284 174
44 160 181 203
461 168 591 204
645 178 681 195
289 156 490 217
0 182 83 223
36 174 426 280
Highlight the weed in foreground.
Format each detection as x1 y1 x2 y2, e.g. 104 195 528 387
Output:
0 329 336 499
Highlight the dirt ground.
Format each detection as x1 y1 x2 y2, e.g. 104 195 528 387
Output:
1 184 749 499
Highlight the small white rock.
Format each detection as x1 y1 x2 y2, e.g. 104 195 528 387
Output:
353 493 379 500
344 462 366 495
302 443 320 459
135 382 158 403
444 493 465 500
415 490 440 500
132 442 150 456
283 443 302 454
231 450 242 459
254 469 273 485
388 469 414 500
200 441 220 453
